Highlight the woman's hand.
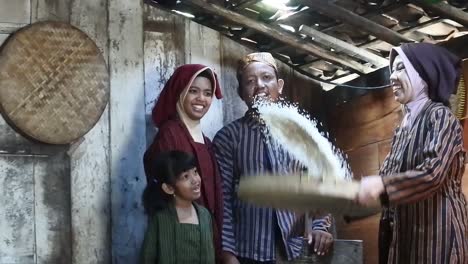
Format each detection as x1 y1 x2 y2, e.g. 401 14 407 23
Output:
356 175 385 207
307 230 333 256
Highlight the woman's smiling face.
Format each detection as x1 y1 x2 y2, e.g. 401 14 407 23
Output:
182 76 213 120
390 55 414 105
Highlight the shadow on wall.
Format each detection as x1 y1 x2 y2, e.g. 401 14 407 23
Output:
218 66 248 126
111 87 147 263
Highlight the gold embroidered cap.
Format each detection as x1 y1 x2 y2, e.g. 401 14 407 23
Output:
237 52 278 78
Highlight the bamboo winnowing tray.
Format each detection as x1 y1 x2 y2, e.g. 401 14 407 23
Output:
238 174 381 218
0 21 109 144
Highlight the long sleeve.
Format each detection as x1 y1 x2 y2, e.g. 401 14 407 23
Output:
213 128 237 255
140 217 158 264
382 108 463 204
311 214 332 232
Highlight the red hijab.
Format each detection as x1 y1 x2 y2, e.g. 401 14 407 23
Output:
152 64 222 127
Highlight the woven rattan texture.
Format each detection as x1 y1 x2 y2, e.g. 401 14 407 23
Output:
0 21 109 144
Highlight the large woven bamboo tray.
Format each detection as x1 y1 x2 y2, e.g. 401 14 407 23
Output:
0 21 109 144
238 174 381 218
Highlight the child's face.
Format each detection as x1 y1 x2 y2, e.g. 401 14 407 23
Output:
174 167 201 201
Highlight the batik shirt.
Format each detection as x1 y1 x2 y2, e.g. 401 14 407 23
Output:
213 111 331 262
380 101 468 264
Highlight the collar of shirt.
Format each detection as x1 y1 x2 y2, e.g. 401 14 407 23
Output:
242 109 266 130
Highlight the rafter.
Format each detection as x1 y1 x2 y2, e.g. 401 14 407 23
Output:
298 0 414 45
297 16 444 71
183 0 374 73
252 2 405 58
232 0 262 10
415 0 468 27
240 1 403 41
299 25 388 67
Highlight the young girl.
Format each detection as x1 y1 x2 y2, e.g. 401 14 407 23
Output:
140 150 215 264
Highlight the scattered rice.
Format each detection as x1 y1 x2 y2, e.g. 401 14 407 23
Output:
255 100 351 181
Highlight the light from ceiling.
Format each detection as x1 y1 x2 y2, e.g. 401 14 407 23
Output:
261 0 290 10
241 37 258 44
278 24 296 32
172 10 195 18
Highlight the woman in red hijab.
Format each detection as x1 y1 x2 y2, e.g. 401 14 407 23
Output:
144 64 223 261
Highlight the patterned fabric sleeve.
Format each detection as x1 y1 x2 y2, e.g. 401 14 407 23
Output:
311 214 332 232
213 127 238 255
382 107 463 204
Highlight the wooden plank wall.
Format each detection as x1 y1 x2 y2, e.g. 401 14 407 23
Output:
143 7 185 145
185 18 225 139
0 1 75 263
1 0 114 263
69 0 111 263
0 156 36 264
34 153 71 264
327 88 401 264
0 0 30 34
109 0 146 263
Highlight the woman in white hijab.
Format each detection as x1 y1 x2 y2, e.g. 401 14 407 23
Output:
357 43 467 264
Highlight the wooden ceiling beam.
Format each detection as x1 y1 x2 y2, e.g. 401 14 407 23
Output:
232 0 262 10
415 0 468 27
184 0 374 73
300 1 403 31
298 17 443 71
299 25 388 67
298 0 414 45
221 33 328 84
359 17 445 49
255 2 404 60
273 55 323 84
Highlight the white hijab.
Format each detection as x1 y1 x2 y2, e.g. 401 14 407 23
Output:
391 47 430 128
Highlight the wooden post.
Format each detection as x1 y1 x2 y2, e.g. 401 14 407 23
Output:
109 0 146 263
69 0 111 263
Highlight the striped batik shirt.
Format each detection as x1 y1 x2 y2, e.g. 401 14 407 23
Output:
380 101 468 264
213 111 331 262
